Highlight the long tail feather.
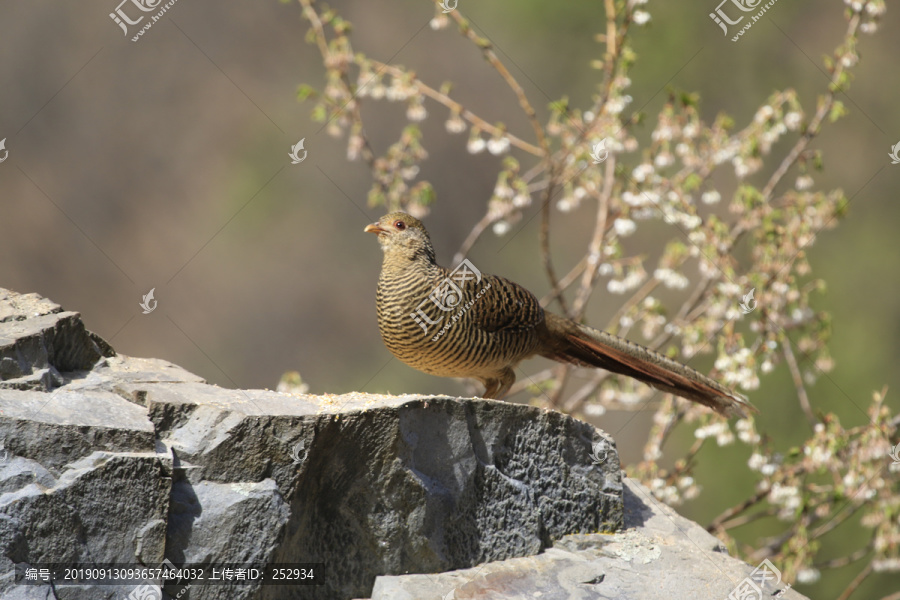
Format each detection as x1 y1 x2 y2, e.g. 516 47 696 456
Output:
541 313 755 418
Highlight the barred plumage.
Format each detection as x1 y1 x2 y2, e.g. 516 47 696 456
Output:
365 212 755 417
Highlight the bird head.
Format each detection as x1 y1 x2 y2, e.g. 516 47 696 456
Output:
364 212 435 262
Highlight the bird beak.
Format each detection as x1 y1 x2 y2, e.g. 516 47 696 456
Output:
364 222 389 235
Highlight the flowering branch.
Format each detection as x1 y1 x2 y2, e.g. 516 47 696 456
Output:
295 0 896 594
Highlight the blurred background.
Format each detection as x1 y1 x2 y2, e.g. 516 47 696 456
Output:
1 0 897 597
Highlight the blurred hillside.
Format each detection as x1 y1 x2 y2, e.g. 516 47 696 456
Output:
1 1 898 597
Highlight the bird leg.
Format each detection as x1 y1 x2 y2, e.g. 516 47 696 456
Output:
479 368 516 399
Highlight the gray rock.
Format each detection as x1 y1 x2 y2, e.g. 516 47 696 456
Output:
132 384 621 600
369 479 809 600
0 289 114 391
0 288 804 600
0 388 155 472
166 478 291 600
0 450 171 599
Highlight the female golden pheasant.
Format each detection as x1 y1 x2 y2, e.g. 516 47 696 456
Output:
365 212 753 418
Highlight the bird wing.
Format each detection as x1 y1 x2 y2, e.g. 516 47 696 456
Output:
468 274 545 334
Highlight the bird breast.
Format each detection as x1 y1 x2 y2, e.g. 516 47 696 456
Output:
374 262 538 378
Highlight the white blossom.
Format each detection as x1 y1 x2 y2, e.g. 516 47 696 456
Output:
695 422 728 440
613 218 637 236
406 103 427 122
622 191 646 207
487 136 510 155
633 10 651 24
632 163 654 182
701 190 721 204
598 263 614 276
754 105 775 124
736 419 760 444
445 116 466 133
429 15 449 29
748 452 767 471
795 175 814 191
654 268 689 290
492 221 511 236
605 95 632 115
467 137 486 154
797 569 821 584
804 444 832 466
512 193 531 208
654 152 674 168
784 111 802 130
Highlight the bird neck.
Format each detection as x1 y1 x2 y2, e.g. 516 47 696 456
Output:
381 244 442 279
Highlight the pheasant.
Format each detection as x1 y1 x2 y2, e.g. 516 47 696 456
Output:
365 212 754 417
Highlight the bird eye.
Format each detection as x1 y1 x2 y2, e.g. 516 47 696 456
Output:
394 220 406 230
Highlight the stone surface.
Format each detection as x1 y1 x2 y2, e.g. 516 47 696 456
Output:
0 288 624 600
0 288 810 600
369 479 809 600
0 289 115 392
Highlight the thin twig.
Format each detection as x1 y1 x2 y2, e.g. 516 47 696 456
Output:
299 0 377 167
837 562 873 600
507 367 555 397
539 256 588 307
815 546 870 570
708 488 771 534
572 158 615 318
539 164 569 314
605 276 662 333
366 59 544 157
452 212 493 265
562 371 611 413
547 364 571 409
727 11 863 244
298 0 329 58
782 338 819 428
443 5 550 156
717 507 777 531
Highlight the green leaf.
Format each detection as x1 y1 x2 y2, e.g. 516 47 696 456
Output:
683 173 702 192
311 104 327 122
297 84 318 102
413 181 436 206
828 100 847 123
548 97 570 115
